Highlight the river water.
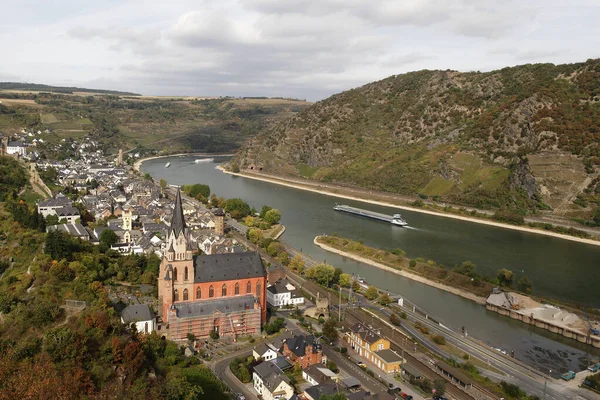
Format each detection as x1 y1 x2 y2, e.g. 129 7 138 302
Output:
143 155 600 373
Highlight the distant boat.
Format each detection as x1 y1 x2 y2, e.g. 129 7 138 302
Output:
165 162 171 168
194 158 214 164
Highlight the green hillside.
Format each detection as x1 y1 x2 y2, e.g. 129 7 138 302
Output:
0 91 310 156
235 59 600 219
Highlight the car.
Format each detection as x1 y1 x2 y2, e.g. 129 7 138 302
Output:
588 363 600 373
433 396 448 400
401 393 413 400
356 361 366 368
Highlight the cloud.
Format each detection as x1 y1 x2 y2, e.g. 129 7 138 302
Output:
1 0 599 100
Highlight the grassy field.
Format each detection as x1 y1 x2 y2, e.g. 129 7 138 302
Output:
40 113 58 123
297 163 320 178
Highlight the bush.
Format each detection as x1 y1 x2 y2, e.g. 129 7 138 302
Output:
209 330 219 340
264 317 285 335
432 335 446 345
389 313 401 326
409 259 416 268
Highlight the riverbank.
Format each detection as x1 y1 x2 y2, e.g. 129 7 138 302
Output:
218 166 600 247
133 153 236 171
314 236 488 305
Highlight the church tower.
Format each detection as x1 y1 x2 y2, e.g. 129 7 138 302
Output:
158 188 195 319
116 148 123 166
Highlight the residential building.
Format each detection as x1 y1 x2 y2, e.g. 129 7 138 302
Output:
46 223 90 241
280 335 325 369
253 342 279 361
346 322 404 374
303 383 338 400
302 364 338 386
121 304 156 334
55 206 80 224
253 361 294 400
267 279 304 307
6 141 26 157
37 196 73 217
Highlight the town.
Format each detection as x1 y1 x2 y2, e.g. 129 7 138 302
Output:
1 129 599 400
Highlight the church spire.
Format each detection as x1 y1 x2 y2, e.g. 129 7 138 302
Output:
170 188 186 238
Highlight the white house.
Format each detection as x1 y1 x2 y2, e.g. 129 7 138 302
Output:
302 364 338 386
121 304 156 334
267 280 305 307
7 141 26 157
253 361 294 400
37 196 73 217
253 343 279 361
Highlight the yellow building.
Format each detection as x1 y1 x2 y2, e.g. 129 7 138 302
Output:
346 322 404 373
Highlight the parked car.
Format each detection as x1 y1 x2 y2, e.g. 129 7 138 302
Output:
401 393 413 400
588 363 600 373
433 396 448 400
356 361 366 368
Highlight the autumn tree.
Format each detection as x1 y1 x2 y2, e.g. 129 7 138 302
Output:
364 286 379 300
496 268 514 287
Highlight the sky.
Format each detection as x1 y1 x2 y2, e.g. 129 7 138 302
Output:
1 0 599 100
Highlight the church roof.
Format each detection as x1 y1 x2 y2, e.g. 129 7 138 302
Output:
194 251 266 283
170 188 186 238
173 294 257 319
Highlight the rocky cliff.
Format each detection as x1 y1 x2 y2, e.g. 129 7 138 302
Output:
235 59 600 217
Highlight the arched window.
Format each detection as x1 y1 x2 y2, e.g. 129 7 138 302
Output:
173 268 178 281
184 267 188 281
209 285 214 298
235 282 240 295
256 281 261 296
247 281 252 294
183 288 188 301
174 289 179 302
222 284 227 297
196 287 201 299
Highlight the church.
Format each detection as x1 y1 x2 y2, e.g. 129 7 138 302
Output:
158 189 267 340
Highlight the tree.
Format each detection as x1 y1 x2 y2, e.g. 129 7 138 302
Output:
325 360 339 373
266 241 284 257
454 261 477 277
259 205 272 218
378 293 392 306
159 179 167 194
264 209 281 225
305 263 335 287
409 259 417 268
496 268 514 287
389 313 401 326
223 198 251 219
231 162 240 173
209 330 219 340
593 207 600 226
100 229 118 247
364 286 379 300
351 280 361 293
182 183 210 199
143 172 152 180
338 273 351 288
322 319 338 342
289 254 305 272
517 276 533 293
433 379 446 396
45 214 59 226
247 228 263 244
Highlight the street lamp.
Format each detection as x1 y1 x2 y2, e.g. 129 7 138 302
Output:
544 369 551 399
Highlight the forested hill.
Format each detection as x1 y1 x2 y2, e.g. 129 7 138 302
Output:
235 59 600 219
0 82 140 96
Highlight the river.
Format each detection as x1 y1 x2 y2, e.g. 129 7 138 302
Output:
142 155 600 374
